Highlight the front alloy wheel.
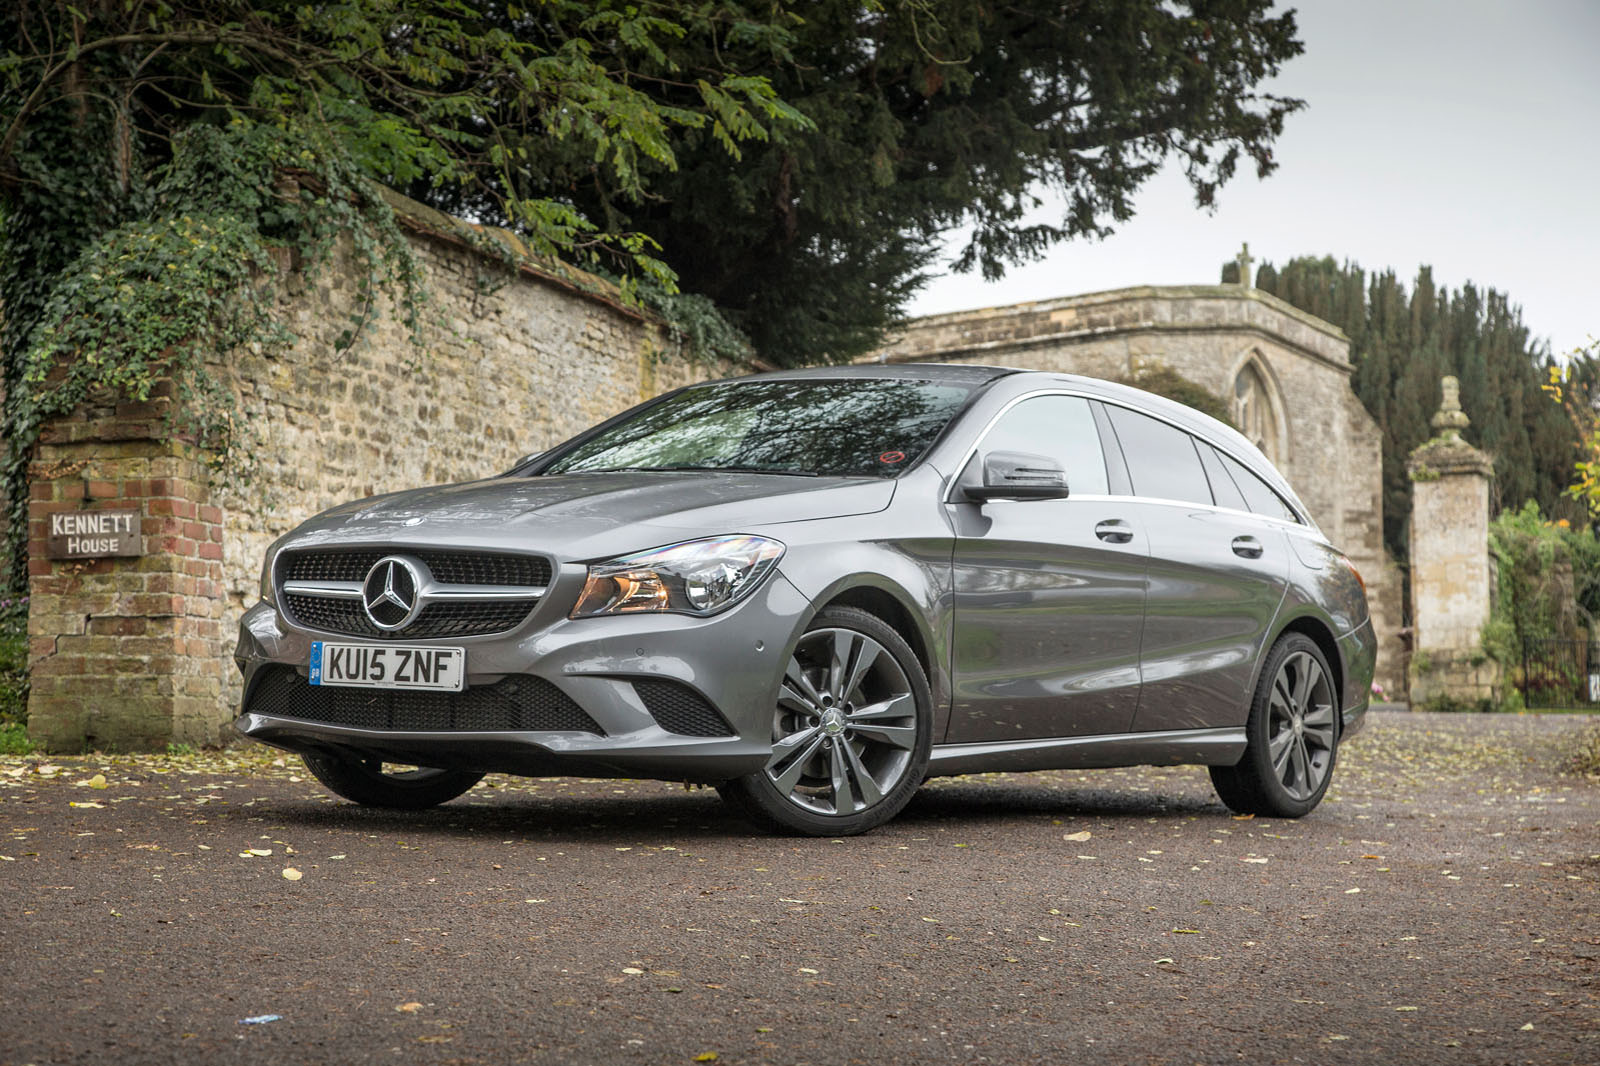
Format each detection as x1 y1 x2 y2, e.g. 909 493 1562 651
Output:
722 606 931 835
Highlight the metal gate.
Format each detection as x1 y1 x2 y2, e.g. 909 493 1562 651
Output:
1518 639 1600 709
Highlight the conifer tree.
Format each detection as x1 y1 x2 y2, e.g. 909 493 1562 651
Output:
1232 256 1581 560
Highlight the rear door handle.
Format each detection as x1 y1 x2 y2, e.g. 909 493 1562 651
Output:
1095 520 1134 544
1232 535 1264 559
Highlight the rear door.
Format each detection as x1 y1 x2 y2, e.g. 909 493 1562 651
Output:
947 394 1149 742
1096 403 1291 733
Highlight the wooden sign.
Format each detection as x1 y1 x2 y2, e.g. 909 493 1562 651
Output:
47 508 142 559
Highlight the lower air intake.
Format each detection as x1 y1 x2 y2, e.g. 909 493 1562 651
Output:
633 679 735 738
244 665 604 734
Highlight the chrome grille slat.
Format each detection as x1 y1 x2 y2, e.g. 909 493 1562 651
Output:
276 547 552 640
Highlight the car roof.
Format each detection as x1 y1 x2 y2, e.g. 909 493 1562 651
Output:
727 363 1021 387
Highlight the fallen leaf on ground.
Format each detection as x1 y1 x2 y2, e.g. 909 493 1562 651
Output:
1063 831 1092 842
396 1002 423 1013
68 801 104 809
281 868 302 881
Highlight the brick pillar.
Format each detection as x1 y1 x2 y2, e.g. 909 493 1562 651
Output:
26 390 228 751
1406 375 1501 709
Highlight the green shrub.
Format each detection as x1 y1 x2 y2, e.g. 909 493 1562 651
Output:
0 596 26 732
1486 502 1600 656
0 722 33 755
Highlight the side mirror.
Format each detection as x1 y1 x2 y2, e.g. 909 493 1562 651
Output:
965 450 1070 502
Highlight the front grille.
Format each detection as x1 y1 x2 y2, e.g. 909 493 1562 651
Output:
245 665 604 734
282 595 539 640
280 549 551 587
276 547 551 640
634 679 735 737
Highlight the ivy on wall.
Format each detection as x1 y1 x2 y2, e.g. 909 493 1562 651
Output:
1 120 426 580
0 1 808 594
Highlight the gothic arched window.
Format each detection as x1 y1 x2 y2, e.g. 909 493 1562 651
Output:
1233 360 1282 463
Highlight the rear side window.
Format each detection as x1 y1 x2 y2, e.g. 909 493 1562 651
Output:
1217 449 1300 522
975 395 1109 496
1103 405 1211 505
1197 443 1250 512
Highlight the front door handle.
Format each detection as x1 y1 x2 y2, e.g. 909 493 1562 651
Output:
1232 535 1264 559
1095 519 1134 544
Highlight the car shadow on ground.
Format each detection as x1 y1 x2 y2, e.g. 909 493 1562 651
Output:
241 773 1231 841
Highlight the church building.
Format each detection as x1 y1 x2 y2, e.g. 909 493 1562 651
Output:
871 252 1403 694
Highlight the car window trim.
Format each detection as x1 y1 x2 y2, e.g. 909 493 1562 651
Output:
1095 396 1306 526
945 387 1309 526
943 389 1115 503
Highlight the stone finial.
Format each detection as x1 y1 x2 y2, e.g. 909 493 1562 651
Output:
1234 242 1255 288
1431 375 1470 441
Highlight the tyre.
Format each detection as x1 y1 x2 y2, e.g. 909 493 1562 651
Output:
302 752 484 809
720 605 932 836
1209 632 1339 818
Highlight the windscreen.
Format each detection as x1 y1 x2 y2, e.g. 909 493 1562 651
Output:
542 378 975 479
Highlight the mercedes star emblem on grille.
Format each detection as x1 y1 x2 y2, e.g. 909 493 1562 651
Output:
362 556 424 631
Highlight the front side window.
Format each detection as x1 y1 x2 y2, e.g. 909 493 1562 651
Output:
972 395 1109 495
1103 404 1211 506
540 378 976 479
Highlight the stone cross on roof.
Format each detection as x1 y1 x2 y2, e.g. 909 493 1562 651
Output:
1234 242 1255 288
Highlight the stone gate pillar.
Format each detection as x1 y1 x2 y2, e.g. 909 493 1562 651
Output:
1406 376 1500 708
25 388 230 751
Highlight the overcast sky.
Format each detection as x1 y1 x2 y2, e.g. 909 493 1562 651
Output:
906 0 1600 357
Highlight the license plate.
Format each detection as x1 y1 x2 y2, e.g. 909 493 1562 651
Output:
309 642 465 692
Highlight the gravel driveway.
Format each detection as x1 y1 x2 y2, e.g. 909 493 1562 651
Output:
1 709 1596 1065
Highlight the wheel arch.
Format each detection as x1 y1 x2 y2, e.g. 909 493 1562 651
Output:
1270 613 1345 722
822 584 932 681
798 571 948 739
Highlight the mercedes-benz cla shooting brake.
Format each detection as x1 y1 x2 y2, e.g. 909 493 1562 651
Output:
234 365 1375 835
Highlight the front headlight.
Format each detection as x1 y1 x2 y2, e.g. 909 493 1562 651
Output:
571 535 785 618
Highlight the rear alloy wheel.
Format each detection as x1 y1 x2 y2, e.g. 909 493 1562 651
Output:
302 753 484 810
1210 632 1339 818
721 606 931 836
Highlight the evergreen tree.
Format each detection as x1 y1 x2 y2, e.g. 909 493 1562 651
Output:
1230 256 1581 561
419 1 1307 366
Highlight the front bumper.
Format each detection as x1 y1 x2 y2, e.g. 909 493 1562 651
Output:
232 570 814 782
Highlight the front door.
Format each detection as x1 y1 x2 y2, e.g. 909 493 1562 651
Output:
948 394 1149 742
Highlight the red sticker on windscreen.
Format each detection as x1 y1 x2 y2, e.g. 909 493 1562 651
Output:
878 450 906 464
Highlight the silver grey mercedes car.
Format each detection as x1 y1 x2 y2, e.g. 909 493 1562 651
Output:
233 364 1374 835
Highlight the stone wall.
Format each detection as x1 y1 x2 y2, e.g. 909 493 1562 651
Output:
26 192 725 750
875 285 1405 695
25 386 228 749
